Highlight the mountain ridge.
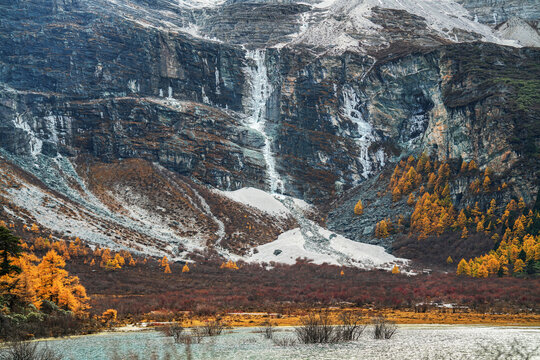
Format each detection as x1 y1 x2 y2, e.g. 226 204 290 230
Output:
0 0 538 267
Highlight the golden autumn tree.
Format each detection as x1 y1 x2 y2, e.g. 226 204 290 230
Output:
1 253 41 308
407 193 415 206
375 220 389 238
220 260 239 270
101 309 117 324
416 152 429 173
391 265 400 274
487 199 496 217
446 256 453 264
392 187 401 202
482 176 491 192
457 259 469 275
100 249 112 268
518 197 526 212
513 259 525 273
476 221 484 233
114 253 125 268
460 161 468 173
103 257 121 270
486 257 500 274
161 256 169 267
182 264 190 273
37 250 89 313
354 199 364 215
455 209 468 229
477 265 489 278
164 263 172 274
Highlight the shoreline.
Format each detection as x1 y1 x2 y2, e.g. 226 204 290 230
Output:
125 309 540 330
4 309 537 344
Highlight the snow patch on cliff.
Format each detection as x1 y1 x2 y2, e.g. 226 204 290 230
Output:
497 18 540 47
341 86 383 179
12 113 42 157
299 0 519 51
177 0 225 8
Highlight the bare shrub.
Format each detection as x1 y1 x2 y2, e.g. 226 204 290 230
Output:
294 310 337 344
159 325 185 343
188 328 205 344
0 341 62 360
200 319 226 337
272 336 297 346
372 316 397 340
261 321 275 340
335 311 366 341
477 338 540 360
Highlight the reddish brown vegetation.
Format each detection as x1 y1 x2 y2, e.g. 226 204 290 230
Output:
62 257 540 320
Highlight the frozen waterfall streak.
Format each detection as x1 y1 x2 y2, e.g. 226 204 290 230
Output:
341 86 378 179
13 111 42 157
244 49 285 195
277 196 350 266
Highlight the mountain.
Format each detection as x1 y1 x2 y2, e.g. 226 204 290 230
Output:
0 0 538 267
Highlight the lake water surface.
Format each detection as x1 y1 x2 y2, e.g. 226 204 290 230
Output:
33 325 540 360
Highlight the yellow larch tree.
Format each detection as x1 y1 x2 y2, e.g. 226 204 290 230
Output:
477 264 489 278
407 193 415 206
354 199 364 215
37 250 89 313
513 259 525 273
114 253 125 268
1 253 42 309
457 259 469 275
164 263 172 274
476 221 484 233
161 256 169 267
375 220 389 238
482 176 491 192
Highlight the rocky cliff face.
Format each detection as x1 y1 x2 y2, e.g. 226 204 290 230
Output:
455 0 540 25
0 0 538 260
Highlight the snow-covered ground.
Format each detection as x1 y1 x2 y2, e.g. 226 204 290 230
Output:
218 187 405 269
216 187 310 218
245 227 403 268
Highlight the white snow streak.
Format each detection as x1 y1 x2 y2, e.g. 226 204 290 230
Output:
244 49 285 194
